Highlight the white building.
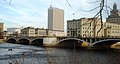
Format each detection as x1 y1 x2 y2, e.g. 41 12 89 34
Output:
67 18 103 38
48 6 64 31
21 27 66 37
7 28 21 36
67 3 120 38
48 30 65 37
103 22 120 38
35 28 47 36
104 3 120 38
21 27 35 37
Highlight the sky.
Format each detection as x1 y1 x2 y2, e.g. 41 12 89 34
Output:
0 0 120 31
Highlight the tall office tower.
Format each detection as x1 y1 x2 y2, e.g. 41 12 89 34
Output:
48 6 64 31
106 3 120 24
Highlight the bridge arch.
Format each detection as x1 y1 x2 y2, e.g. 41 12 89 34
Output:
18 38 30 45
7 38 17 43
57 38 88 48
30 38 43 46
92 39 120 48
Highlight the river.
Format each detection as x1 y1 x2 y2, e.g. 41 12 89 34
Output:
0 43 120 64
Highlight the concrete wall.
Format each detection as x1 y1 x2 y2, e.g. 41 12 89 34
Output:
43 37 58 46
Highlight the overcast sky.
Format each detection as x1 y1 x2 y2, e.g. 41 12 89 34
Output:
0 0 120 31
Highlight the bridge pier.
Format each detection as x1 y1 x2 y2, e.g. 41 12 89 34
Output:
43 37 58 46
95 39 97 42
90 39 92 43
85 38 88 42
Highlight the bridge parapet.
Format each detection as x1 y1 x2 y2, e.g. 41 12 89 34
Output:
6 36 58 46
6 36 120 47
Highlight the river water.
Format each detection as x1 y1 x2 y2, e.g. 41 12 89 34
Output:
0 43 120 64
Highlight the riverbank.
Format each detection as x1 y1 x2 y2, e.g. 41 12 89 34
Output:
0 39 5 43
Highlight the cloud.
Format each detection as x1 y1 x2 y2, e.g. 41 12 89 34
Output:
0 0 120 31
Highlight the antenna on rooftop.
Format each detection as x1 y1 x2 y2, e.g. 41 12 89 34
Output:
50 5 52 8
50 0 54 7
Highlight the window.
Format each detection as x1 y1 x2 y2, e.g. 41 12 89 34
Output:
68 34 70 36
68 31 69 33
83 27 84 29
83 34 84 36
112 31 114 33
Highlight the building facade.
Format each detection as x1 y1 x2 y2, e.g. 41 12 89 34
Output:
48 6 64 31
67 18 103 38
103 22 120 38
21 27 65 37
7 28 21 34
67 18 120 38
106 3 120 24
21 27 35 37
67 3 120 38
104 3 120 38
48 30 65 37
0 22 4 38
0 22 4 32
7 28 21 36
35 28 47 36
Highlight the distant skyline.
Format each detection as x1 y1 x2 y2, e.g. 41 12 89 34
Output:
0 0 120 31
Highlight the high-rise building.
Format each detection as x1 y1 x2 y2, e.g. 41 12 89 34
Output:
106 2 120 24
48 6 64 31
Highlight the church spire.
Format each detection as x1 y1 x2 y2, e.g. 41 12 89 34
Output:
113 2 117 11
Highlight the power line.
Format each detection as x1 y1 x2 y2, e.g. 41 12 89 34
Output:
66 0 73 9
76 6 100 12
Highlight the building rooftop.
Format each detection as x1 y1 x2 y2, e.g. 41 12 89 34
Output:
22 27 34 29
67 18 98 22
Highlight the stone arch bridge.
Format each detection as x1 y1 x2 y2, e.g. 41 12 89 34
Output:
6 36 120 48
7 36 57 46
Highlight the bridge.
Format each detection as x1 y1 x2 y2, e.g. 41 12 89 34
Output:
6 36 57 46
6 36 120 48
92 39 120 49
6 36 90 47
